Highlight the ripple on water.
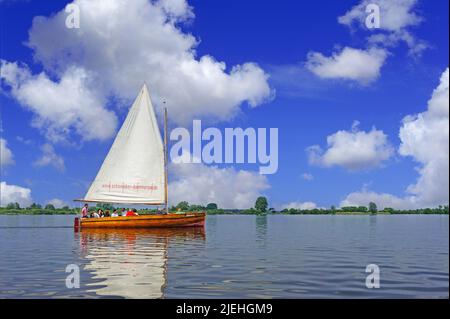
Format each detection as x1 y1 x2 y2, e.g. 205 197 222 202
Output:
0 215 448 298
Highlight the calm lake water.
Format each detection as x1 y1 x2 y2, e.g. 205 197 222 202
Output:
0 214 448 298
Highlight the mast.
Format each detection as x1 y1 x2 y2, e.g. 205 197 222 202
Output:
163 107 169 214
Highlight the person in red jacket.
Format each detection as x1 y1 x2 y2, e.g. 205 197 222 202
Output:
126 208 139 216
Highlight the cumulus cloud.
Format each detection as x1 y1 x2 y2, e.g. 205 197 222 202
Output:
398 68 449 207
169 157 269 209
342 68 449 209
295 0 426 86
307 121 394 171
367 30 427 58
0 181 32 207
33 143 65 171
46 198 67 208
0 61 118 143
0 138 14 168
280 201 318 210
340 189 416 210
338 0 426 56
305 47 387 85
24 0 272 125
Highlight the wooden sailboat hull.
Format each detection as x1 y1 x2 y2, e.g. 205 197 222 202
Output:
78 212 205 229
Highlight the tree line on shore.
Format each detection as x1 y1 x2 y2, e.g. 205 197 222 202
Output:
0 202 78 215
0 198 448 215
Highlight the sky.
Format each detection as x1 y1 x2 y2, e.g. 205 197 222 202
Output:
0 0 448 210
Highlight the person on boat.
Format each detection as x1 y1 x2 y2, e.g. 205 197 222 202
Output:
98 209 104 218
81 203 88 218
104 210 110 218
126 208 139 216
92 211 100 218
121 208 127 216
111 209 119 217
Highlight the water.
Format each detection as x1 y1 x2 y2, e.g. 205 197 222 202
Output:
0 214 448 298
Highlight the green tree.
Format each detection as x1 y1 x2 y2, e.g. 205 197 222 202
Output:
45 204 55 210
358 206 368 212
96 203 115 211
6 202 20 209
369 202 378 214
255 196 268 213
29 203 42 209
189 204 205 211
176 201 190 211
341 206 359 212
206 203 218 210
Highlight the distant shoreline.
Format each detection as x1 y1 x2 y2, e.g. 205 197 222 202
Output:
2 201 447 216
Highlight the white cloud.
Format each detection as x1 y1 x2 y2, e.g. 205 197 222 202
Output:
33 143 65 171
24 0 272 125
338 0 426 56
340 189 416 210
305 47 387 85
46 198 67 208
342 68 449 209
307 121 394 171
169 159 269 209
0 61 118 143
0 138 14 168
280 201 318 210
289 0 425 87
16 136 33 145
157 0 194 20
301 173 314 181
367 30 428 58
0 181 32 207
398 68 449 207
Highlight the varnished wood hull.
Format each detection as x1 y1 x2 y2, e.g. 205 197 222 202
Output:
78 212 205 229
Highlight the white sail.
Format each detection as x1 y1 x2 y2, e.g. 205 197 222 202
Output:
83 84 166 204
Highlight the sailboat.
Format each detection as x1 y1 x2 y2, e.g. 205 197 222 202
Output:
74 84 205 229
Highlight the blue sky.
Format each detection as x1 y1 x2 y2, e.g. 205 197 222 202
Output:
0 0 448 209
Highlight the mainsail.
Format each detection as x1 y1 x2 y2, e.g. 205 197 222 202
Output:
82 84 166 204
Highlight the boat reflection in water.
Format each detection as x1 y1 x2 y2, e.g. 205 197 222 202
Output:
77 227 205 298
